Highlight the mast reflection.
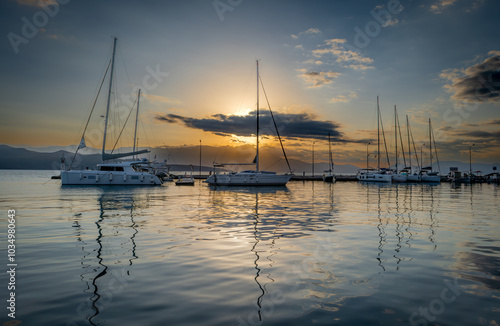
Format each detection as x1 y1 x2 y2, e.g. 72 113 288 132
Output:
71 190 146 325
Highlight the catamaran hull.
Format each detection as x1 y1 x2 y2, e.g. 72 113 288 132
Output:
392 174 408 182
407 174 420 182
357 173 392 183
205 173 291 186
61 171 162 185
421 175 440 183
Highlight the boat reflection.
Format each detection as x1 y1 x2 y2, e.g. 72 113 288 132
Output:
363 183 439 272
70 190 148 325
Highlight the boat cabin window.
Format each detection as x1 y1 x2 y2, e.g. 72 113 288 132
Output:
98 166 124 172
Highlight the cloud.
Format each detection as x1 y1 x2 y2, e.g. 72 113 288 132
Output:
290 28 321 40
382 18 399 27
155 110 345 141
440 51 500 102
329 91 358 103
454 130 500 141
312 38 374 69
304 28 321 35
430 0 457 14
486 118 500 125
348 64 374 71
303 59 323 65
296 69 341 88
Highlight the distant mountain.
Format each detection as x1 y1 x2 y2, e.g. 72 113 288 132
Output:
0 145 100 171
1 144 496 174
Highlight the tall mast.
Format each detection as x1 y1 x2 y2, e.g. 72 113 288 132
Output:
377 96 380 170
102 36 117 161
395 105 398 173
256 60 260 172
429 118 432 171
133 88 141 158
328 132 333 172
406 115 411 171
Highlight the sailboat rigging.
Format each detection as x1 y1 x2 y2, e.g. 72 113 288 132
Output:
61 37 162 185
322 132 335 182
205 60 292 186
420 118 441 183
357 96 392 182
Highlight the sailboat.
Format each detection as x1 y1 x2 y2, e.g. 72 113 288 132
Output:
61 37 162 186
357 96 392 182
322 133 335 182
405 115 421 182
420 119 441 183
205 60 292 186
392 105 408 182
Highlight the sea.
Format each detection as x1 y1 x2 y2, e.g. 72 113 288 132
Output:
0 170 499 326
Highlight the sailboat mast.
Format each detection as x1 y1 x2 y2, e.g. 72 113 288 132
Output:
406 115 411 170
429 118 432 171
102 37 117 161
328 132 333 172
256 60 260 172
377 96 380 170
133 89 141 158
395 105 398 173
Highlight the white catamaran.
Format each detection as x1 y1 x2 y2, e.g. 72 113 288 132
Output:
61 37 162 186
205 60 292 186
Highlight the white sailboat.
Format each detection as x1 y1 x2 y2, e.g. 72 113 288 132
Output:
61 37 162 186
392 105 407 182
205 60 292 186
322 133 335 182
420 119 441 183
357 96 392 183
405 115 421 182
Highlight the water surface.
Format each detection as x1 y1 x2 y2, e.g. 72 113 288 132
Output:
0 170 499 325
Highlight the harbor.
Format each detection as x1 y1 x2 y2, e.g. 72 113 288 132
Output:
2 1 500 325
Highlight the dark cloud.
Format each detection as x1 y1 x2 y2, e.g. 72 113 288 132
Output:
455 130 500 140
156 110 346 141
486 118 500 125
296 69 340 88
441 51 500 102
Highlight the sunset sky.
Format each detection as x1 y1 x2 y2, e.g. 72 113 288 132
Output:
1 0 499 166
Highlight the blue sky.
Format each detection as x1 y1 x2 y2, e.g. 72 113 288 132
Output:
1 0 499 165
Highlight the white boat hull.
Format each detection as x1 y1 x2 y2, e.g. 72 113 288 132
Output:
392 173 408 182
357 172 392 183
407 174 420 182
61 170 162 185
421 174 440 183
205 172 291 186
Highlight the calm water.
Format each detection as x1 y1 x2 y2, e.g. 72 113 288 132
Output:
0 170 499 326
